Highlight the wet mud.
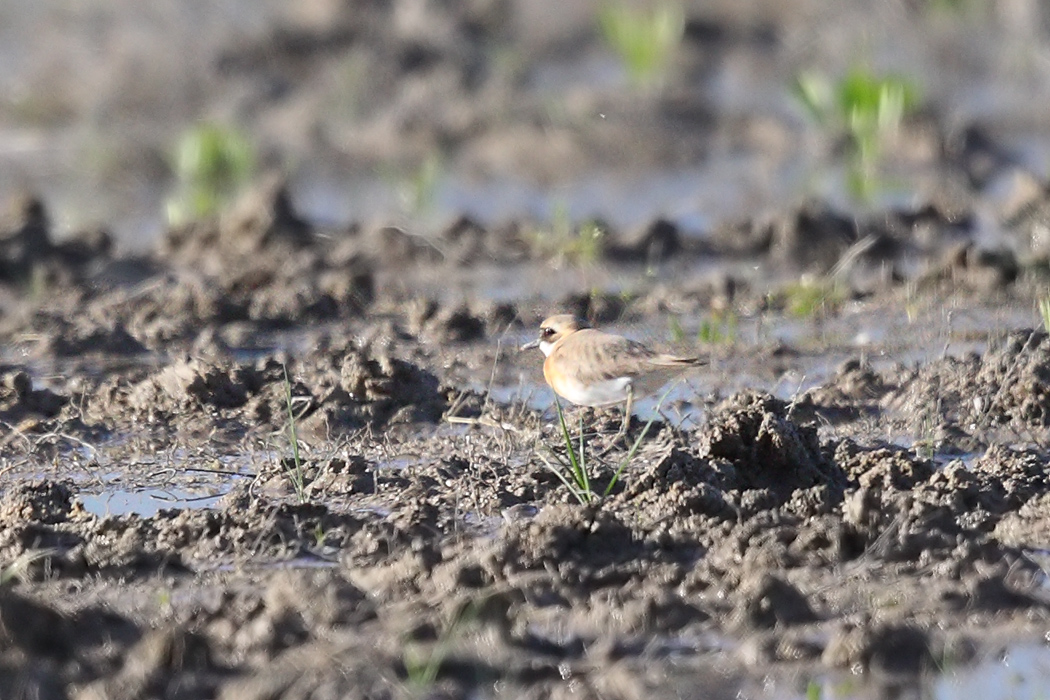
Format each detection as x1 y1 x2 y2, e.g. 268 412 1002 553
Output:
5 1 1050 699
3 171 1050 699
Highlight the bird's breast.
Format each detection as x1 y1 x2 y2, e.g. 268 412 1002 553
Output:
544 354 632 406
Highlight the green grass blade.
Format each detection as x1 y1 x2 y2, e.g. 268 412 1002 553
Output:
1039 292 1050 332
554 397 584 490
538 453 589 504
282 364 306 503
578 410 591 495
603 385 674 496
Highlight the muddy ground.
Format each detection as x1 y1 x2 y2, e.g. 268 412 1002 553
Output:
4 178 1050 699
5 1 1050 699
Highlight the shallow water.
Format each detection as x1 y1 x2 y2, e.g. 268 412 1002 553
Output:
79 486 226 518
932 645 1050 700
740 643 1050 700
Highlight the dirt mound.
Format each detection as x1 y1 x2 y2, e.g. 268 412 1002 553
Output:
834 440 934 490
494 504 662 592
37 318 148 357
161 178 312 264
406 299 487 343
697 391 845 502
336 346 447 424
0 481 371 579
131 358 262 411
728 572 816 630
838 444 1050 566
0 195 112 288
0 370 67 424
0 481 75 524
796 358 891 423
157 180 374 327
888 329 1050 439
86 345 449 434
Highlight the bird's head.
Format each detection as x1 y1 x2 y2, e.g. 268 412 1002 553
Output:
521 314 589 357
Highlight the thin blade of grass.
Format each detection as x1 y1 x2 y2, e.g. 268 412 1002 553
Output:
1 548 57 586
538 453 589 504
283 364 306 503
578 409 591 495
554 397 586 492
604 385 674 496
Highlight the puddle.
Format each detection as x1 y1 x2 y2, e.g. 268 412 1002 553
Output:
930 645 1050 699
738 643 1050 700
79 487 226 518
60 443 264 517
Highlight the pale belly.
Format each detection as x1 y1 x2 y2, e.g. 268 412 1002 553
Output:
548 367 688 408
553 376 633 407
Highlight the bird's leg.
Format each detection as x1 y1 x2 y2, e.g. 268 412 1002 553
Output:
608 384 633 450
595 385 634 459
624 384 634 438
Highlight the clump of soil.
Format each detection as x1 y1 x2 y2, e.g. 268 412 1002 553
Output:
0 195 112 288
0 370 67 424
888 329 1050 443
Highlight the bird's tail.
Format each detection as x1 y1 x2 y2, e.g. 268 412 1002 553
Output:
651 354 706 368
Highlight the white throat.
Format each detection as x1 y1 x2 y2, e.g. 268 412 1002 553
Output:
539 339 555 357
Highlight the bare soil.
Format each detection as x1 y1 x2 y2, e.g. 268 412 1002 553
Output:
4 2 1050 699
3 171 1050 699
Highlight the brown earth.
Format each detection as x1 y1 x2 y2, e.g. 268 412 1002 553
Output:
5 1 1050 699
2 165 1050 699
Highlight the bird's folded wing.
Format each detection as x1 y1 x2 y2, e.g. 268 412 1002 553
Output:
573 334 661 382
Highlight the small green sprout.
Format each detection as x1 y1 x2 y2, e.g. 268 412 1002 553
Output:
781 278 848 319
792 67 920 201
538 390 668 504
698 310 738 345
166 123 255 225
282 365 307 504
1038 292 1050 332
599 1 685 86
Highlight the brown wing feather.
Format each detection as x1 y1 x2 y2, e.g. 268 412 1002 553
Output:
648 353 705 368
561 329 702 383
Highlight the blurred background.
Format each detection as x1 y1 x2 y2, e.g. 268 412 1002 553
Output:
2 0 1049 251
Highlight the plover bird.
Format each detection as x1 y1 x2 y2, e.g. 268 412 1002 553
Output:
522 314 704 436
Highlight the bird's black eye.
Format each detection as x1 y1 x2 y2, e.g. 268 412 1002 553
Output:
540 327 554 338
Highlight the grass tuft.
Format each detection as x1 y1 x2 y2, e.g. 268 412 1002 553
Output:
0 549 57 586
539 389 670 503
698 309 738 345
668 315 685 343
1038 292 1050 332
165 123 255 226
398 152 443 219
525 204 607 266
779 277 848 319
282 365 307 504
538 398 593 504
599 1 685 86
792 67 920 201
402 601 479 690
